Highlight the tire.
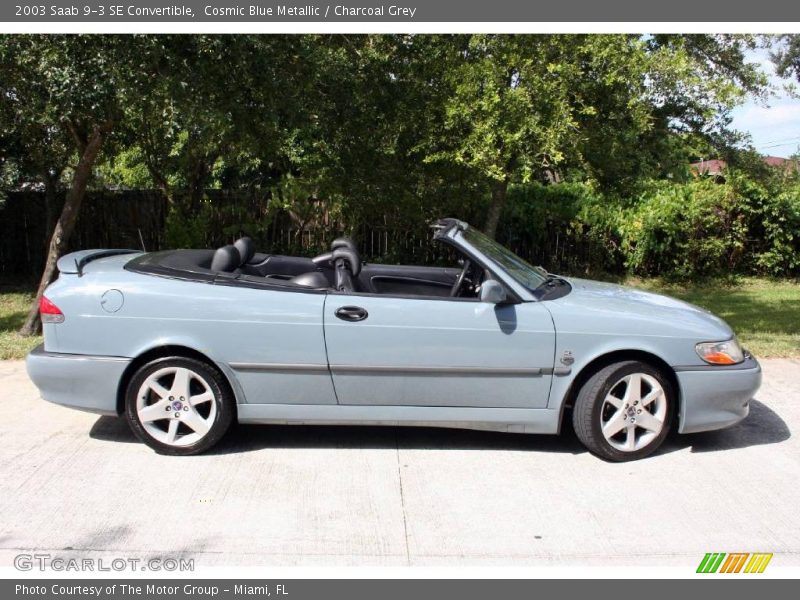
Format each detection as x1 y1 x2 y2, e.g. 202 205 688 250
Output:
572 360 674 462
125 356 235 455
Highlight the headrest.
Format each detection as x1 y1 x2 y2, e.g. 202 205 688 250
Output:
233 237 255 266
210 245 241 272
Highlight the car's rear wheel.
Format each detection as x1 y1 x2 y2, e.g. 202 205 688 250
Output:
125 357 234 455
572 360 674 462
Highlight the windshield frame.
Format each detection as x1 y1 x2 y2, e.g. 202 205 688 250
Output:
457 227 548 294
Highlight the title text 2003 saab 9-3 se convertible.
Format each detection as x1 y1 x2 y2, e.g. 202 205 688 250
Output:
26 218 761 461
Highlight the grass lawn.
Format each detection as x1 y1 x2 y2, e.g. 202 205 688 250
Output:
628 277 800 359
0 277 798 360
0 288 42 360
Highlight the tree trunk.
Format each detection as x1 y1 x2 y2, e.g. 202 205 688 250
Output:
42 168 61 251
484 177 509 239
19 126 108 337
188 155 212 212
145 163 174 206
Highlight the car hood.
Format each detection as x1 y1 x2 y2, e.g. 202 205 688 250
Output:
554 276 734 340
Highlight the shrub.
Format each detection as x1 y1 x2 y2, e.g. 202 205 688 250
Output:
498 173 800 279
737 173 800 276
620 180 749 277
497 182 621 275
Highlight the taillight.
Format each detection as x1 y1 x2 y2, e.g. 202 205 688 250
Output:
39 296 64 324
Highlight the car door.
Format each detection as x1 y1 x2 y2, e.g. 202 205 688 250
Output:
194 283 338 406
322 294 556 408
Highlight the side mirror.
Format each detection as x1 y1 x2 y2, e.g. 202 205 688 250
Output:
480 280 508 304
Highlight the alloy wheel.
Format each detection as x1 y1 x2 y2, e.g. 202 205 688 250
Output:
599 372 667 452
135 366 217 447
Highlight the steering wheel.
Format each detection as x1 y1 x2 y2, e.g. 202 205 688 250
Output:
450 259 472 297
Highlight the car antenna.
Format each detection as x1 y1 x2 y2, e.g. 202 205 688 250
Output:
138 228 147 252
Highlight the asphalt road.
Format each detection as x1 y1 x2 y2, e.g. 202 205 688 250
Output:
0 358 798 568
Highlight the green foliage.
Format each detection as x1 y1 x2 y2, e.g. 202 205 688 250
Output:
96 145 154 189
772 34 800 81
615 181 748 276
738 173 800 275
1 34 793 283
163 193 277 251
25 33 764 226
1 35 163 162
497 182 614 273
423 35 579 182
497 174 800 279
0 288 42 360
415 34 767 204
163 202 215 249
0 158 18 206
754 190 800 274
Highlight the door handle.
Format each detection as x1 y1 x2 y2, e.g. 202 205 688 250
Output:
335 306 368 322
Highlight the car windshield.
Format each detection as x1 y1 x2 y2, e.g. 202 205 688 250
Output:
461 227 548 291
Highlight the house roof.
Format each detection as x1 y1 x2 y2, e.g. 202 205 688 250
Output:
690 159 727 175
762 155 792 167
690 156 798 176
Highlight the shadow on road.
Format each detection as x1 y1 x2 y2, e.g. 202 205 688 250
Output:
667 398 791 453
89 397 789 457
22 525 210 564
89 416 139 444
89 415 586 455
212 423 588 456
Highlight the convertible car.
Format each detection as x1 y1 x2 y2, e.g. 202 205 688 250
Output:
26 218 761 461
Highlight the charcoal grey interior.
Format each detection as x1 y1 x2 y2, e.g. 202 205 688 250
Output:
128 235 483 298
210 244 240 272
233 236 255 265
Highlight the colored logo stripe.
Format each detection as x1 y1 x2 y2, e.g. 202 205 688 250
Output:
744 553 773 573
697 553 726 573
719 553 749 573
697 553 773 573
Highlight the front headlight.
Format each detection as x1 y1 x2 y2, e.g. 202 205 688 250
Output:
695 339 745 365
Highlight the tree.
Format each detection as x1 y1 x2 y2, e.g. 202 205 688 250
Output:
410 34 767 237
572 35 765 193
1 35 157 335
411 36 576 237
1 33 772 293
103 36 319 208
0 54 71 250
770 34 800 81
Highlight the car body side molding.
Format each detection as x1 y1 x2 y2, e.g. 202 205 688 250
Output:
229 362 330 372
229 362 571 376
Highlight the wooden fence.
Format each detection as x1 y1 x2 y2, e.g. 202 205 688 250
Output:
0 189 606 279
1 190 167 277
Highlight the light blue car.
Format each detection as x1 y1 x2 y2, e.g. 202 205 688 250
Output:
26 218 761 461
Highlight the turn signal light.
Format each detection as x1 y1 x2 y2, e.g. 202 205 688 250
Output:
695 339 744 365
39 296 64 324
701 351 737 365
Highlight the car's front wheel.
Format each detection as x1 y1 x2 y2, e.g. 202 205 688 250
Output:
572 360 674 461
125 356 234 455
